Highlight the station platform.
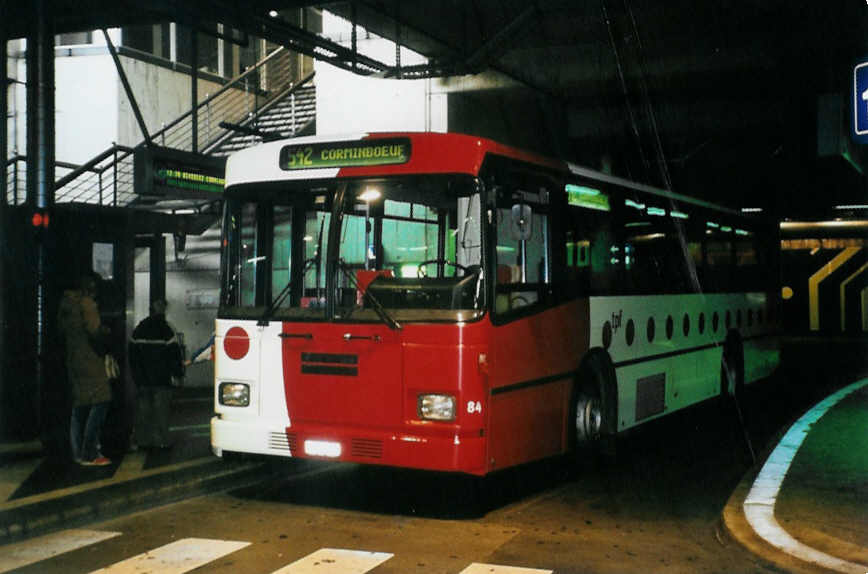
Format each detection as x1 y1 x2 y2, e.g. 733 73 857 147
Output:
0 387 279 545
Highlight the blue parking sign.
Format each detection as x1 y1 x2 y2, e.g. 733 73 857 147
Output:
854 61 868 142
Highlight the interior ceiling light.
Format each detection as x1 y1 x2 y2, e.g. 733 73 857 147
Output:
359 188 381 202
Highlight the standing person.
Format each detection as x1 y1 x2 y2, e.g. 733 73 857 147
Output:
128 299 184 449
57 272 113 466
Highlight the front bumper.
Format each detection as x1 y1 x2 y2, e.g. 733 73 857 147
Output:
211 416 488 475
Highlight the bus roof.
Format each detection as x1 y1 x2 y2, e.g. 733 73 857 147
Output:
225 131 745 218
223 132 564 188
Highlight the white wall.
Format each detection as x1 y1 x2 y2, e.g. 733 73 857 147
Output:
118 55 224 147
315 13 446 135
54 54 119 164
315 63 438 134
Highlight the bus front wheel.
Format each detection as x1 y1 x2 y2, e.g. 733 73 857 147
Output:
572 349 617 463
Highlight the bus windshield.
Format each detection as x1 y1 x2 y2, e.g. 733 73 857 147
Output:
220 174 485 323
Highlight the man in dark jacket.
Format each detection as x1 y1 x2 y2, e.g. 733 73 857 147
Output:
129 299 184 448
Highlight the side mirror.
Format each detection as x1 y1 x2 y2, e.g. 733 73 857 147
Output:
510 204 533 241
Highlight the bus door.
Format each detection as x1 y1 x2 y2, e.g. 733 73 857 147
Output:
487 179 573 467
281 205 405 430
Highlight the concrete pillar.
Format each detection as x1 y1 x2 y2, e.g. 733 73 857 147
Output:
0 16 7 416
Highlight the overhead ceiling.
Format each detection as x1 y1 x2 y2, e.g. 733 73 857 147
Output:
5 0 868 217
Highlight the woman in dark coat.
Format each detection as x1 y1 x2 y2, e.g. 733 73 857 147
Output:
57 273 113 466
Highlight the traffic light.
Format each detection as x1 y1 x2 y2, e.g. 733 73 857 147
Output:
30 210 51 229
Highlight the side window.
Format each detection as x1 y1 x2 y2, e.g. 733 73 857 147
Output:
704 221 733 292
494 188 551 316
564 185 617 296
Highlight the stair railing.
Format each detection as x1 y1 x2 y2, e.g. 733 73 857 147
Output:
40 44 306 207
203 69 315 155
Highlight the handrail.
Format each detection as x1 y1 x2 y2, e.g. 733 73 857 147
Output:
147 46 288 144
5 155 81 171
202 70 316 154
53 144 134 190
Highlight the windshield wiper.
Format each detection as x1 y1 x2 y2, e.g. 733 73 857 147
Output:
335 259 402 331
257 256 318 326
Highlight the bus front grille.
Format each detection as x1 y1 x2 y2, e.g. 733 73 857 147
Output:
269 431 297 453
351 438 383 459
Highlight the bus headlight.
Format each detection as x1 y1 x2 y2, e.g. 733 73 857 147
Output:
219 382 250 407
418 394 456 421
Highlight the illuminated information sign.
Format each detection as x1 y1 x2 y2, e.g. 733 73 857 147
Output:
279 138 411 170
854 61 868 143
566 184 610 212
135 146 226 198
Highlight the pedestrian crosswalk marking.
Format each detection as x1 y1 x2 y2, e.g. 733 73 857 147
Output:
89 537 249 573
459 564 553 574
270 548 393 574
0 529 121 573
0 529 555 574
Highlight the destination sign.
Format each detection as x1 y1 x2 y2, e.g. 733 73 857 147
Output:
280 138 411 170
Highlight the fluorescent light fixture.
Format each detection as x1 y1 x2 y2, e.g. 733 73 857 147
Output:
647 207 666 216
565 184 600 196
834 204 868 210
670 210 689 219
625 199 645 210
631 232 666 241
735 229 750 236
625 221 651 228
721 226 733 232
304 439 341 457
780 220 868 230
741 207 763 213
706 221 720 228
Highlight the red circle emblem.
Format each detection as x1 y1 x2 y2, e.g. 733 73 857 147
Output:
223 326 250 360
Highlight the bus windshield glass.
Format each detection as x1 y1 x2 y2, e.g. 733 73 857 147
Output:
220 174 485 323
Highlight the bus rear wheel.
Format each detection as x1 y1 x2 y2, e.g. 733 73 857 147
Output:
720 332 744 399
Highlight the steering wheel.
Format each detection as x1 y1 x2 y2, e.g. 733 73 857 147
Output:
416 259 469 278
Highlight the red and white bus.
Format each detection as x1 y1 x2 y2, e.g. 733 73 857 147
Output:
210 132 780 475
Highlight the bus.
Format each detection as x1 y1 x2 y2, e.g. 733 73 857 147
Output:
210 132 780 475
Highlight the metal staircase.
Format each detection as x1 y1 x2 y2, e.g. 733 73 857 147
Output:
5 46 315 208
209 84 316 157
